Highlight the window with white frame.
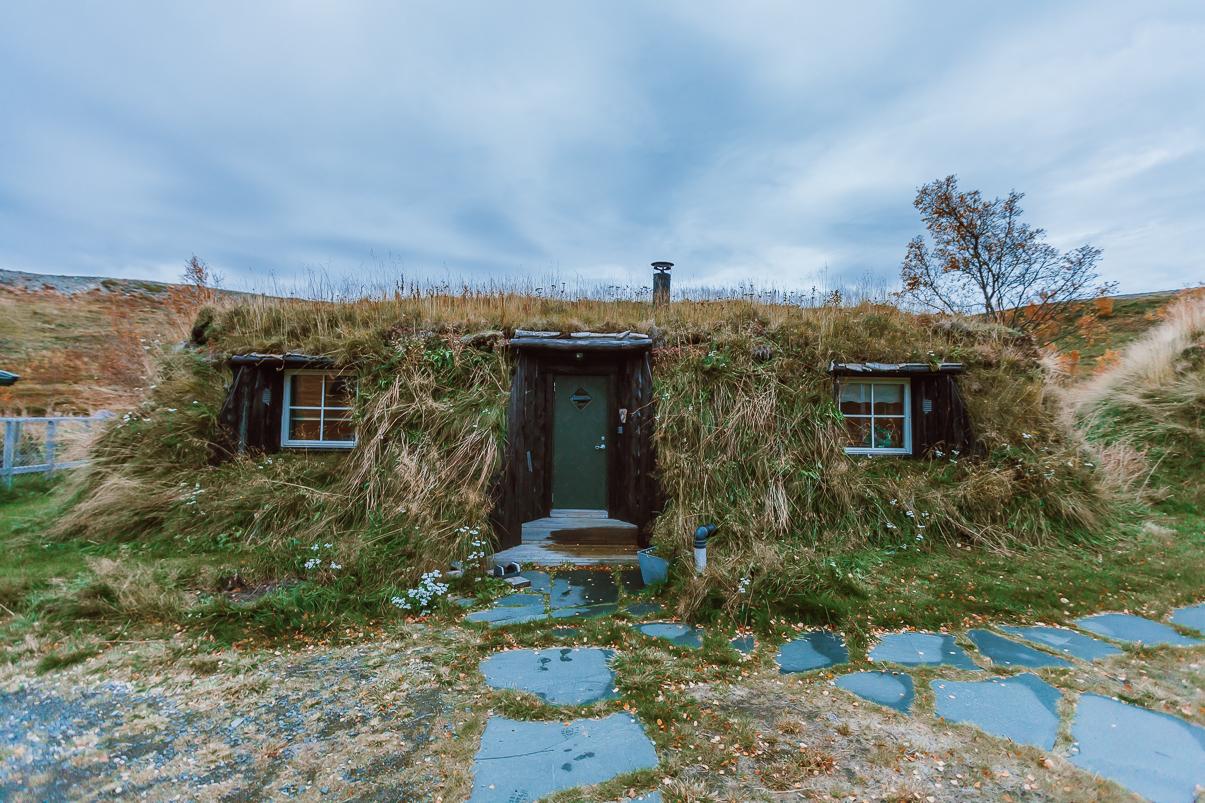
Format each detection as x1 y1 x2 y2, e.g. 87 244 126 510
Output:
839 379 911 455
281 370 356 448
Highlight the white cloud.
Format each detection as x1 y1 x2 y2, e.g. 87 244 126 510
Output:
0 1 1202 294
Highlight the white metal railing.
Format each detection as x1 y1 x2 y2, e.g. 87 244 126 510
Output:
1 414 111 488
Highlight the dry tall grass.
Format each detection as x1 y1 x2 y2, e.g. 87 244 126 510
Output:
1065 291 1205 502
57 287 1120 618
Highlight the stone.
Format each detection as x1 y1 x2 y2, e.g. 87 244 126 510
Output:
1070 693 1205 803
479 648 617 705
625 602 665 618
551 603 620 621
966 629 1072 669
1075 613 1202 647
463 590 548 628
776 631 848 674
519 570 553 594
636 622 703 649
494 592 546 609
729 635 756 655
998 625 1122 661
932 674 1061 750
834 671 914 713
469 714 658 802
1169 602 1205 633
551 570 620 610
464 607 549 628
869 632 979 670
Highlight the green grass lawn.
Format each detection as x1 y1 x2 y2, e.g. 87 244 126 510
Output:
3 469 1201 659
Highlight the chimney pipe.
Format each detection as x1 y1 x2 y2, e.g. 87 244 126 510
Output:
652 261 673 306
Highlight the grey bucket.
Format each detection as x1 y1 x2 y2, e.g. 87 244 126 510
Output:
637 547 669 586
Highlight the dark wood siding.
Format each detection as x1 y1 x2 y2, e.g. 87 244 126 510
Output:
910 374 973 454
218 363 285 454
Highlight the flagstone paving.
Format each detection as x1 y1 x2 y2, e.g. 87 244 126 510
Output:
776 631 848 673
999 624 1122 661
479 648 617 705
1169 601 1205 633
464 567 650 628
1069 693 1205 803
966 629 1073 669
869 632 980 670
834 671 914 713
635 621 703 649
1076 612 1202 647
932 674 1062 750
551 569 620 608
468 713 658 803
519 569 552 593
625 601 665 617
457 572 1204 800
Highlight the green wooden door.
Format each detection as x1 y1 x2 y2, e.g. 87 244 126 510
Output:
551 374 609 510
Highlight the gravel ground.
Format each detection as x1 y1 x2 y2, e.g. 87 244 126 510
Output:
0 638 458 801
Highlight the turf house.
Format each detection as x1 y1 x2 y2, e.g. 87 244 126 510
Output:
63 272 1111 618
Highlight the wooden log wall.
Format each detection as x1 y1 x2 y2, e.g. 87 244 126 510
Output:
910 374 973 454
218 364 285 454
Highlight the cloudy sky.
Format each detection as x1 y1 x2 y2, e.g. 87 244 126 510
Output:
1 1 1202 295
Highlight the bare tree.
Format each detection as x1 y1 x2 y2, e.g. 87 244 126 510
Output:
900 175 1114 339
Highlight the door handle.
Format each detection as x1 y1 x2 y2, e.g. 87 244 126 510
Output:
594 435 606 451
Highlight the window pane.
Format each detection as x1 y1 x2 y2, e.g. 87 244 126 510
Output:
326 376 354 407
872 417 905 449
844 417 871 448
288 411 321 441
290 374 324 407
873 383 906 416
323 413 355 443
839 383 872 416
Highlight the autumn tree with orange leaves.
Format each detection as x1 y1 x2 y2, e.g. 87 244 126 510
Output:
900 175 1115 342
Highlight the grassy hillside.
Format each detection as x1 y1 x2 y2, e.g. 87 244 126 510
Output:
35 291 1128 628
0 291 1199 660
1069 293 1205 510
1046 288 1194 373
0 269 224 415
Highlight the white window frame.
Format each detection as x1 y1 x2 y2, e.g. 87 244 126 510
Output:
840 378 912 456
280 369 356 449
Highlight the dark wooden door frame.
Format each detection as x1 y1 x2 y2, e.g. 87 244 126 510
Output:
493 343 658 550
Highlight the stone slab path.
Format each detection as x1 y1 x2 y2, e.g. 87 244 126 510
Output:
1169 602 1205 632
1069 693 1205 803
966 628 1073 669
1076 612 1202 647
479 648 617 706
463 568 653 628
834 670 914 713
461 574 1202 802
932 674 1062 750
869 631 980 670
468 713 657 802
998 624 1122 660
776 631 848 673
635 621 703 649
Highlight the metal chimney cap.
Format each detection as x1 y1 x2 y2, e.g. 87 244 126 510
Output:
651 261 674 272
